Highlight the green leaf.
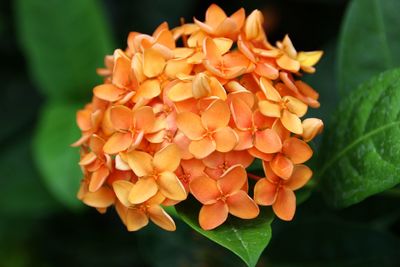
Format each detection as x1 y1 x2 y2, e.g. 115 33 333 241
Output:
176 197 274 267
319 68 400 207
15 0 113 101
338 0 400 96
33 102 83 209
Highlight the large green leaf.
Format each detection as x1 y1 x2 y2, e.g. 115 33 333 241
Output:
338 0 400 96
33 102 83 209
176 197 274 267
15 0 113 101
319 68 400 207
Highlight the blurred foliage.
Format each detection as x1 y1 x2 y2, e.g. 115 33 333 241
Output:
1 0 400 266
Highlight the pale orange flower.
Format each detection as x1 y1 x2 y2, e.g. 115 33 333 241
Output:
175 158 205 193
254 161 312 220
176 99 238 158
190 165 259 230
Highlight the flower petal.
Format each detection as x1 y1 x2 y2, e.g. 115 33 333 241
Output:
128 177 158 204
93 84 125 102
143 48 166 78
230 97 253 130
202 99 230 131
276 54 300 72
234 129 253 150
284 96 307 117
283 137 313 164
167 81 193 101
125 150 154 177
217 165 247 195
176 112 206 140
82 187 115 208
301 118 324 142
203 37 222 66
126 208 149 231
89 165 110 192
133 79 161 102
103 132 133 154
190 175 220 204
285 164 313 190
260 77 281 102
157 171 187 201
214 127 238 152
281 109 303 134
205 3 227 27
110 105 133 131
153 144 181 172
199 200 228 230
254 178 278 205
258 100 281 118
113 180 133 207
270 154 294 179
227 190 259 219
225 150 254 168
254 128 282 154
148 205 176 231
133 106 156 132
189 137 216 159
273 187 296 221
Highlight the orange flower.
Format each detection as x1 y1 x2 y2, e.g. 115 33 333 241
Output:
122 144 187 204
175 158 205 193
176 99 238 158
254 161 312 220
203 151 253 180
194 4 245 39
190 165 259 230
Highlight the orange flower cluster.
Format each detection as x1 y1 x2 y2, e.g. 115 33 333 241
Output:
73 4 324 231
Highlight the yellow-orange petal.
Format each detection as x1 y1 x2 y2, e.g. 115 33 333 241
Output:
133 106 156 132
254 128 282 154
165 59 193 78
281 110 303 134
189 137 216 159
103 132 133 155
189 175 220 204
115 154 131 171
157 171 187 201
112 180 133 207
301 118 323 142
110 105 133 131
143 48 166 78
255 62 279 80
93 84 125 102
273 187 296 221
213 37 233 54
176 112 206 140
167 81 193 101
259 100 281 118
245 9 264 41
89 165 110 192
260 77 281 102
285 164 313 190
199 200 229 230
125 150 153 177
133 79 161 102
203 37 223 65
153 144 181 172
128 177 158 204
82 186 115 208
202 99 230 131
148 205 176 231
283 96 307 117
277 54 300 73
297 51 323 67
79 152 97 166
126 208 149 231
254 178 278 206
270 154 294 179
214 127 238 153
283 137 313 164
218 165 247 195
192 73 211 99
227 190 259 219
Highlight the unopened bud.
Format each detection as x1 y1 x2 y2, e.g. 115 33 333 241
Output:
192 73 211 99
245 10 264 41
301 118 324 142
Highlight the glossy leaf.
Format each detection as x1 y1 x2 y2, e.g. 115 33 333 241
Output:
338 0 400 96
15 0 113 100
33 102 83 209
176 197 274 267
319 68 400 207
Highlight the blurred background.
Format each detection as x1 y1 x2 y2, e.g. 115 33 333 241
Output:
1 0 400 266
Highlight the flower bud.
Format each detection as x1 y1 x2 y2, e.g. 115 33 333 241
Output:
192 73 211 99
301 118 324 142
245 10 265 41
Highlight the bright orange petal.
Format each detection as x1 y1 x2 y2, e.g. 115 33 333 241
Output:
254 178 278 206
202 99 230 131
82 187 115 208
217 165 247 195
230 97 253 130
283 137 313 164
189 137 216 159
157 171 187 201
148 205 176 231
189 175 220 204
79 152 97 166
128 177 158 204
126 209 149 231
167 81 193 101
283 96 307 117
281 110 303 134
112 180 133 207
103 132 133 154
258 100 281 118
110 105 133 131
176 112 206 140
203 37 222 66
199 200 228 230
260 77 281 102
93 84 125 102
153 144 181 172
143 48 166 78
227 190 259 219
270 154 294 179
205 4 227 27
214 127 238 153
89 165 110 192
273 187 296 221
134 79 161 102
125 150 153 177
254 129 282 154
285 164 313 190
277 54 300 72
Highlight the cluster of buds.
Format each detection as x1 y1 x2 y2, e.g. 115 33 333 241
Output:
73 4 324 231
